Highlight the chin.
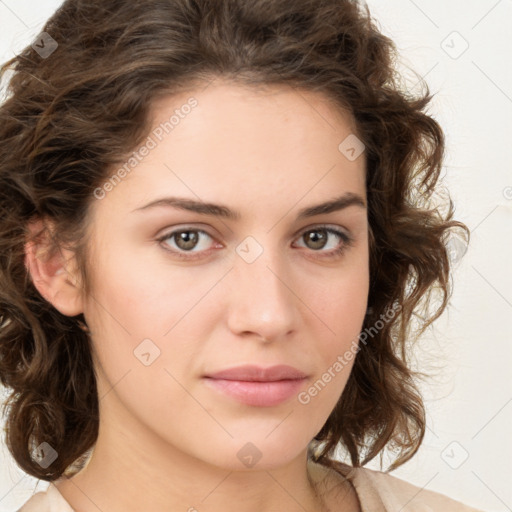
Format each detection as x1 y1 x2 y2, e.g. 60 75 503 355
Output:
198 432 310 472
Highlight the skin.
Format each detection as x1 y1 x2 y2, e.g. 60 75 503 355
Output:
25 78 369 512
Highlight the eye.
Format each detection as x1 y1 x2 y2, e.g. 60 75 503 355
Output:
293 226 354 259
156 225 354 260
157 228 217 259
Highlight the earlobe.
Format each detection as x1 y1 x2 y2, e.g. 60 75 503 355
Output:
24 219 84 317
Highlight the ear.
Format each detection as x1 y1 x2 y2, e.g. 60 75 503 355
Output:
24 218 84 317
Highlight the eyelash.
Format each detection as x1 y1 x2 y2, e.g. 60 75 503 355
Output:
156 225 354 261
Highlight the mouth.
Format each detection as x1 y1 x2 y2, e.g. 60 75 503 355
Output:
202 364 308 407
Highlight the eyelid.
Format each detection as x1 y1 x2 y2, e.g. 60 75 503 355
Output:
292 222 350 239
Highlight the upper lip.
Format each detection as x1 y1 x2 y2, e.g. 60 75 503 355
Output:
204 365 308 382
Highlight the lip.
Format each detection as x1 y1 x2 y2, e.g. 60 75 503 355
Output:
203 365 308 407
205 364 308 381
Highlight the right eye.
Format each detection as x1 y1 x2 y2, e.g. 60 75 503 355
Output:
156 227 221 260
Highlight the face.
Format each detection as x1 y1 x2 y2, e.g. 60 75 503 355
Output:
80 79 369 471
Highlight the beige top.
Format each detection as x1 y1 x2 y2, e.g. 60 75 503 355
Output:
17 464 484 512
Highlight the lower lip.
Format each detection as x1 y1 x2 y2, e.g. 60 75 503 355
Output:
203 378 306 407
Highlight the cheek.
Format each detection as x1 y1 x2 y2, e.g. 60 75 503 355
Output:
83 248 223 388
298 273 368 423
310 264 369 371
86 243 209 335
318 264 369 327
83 259 206 420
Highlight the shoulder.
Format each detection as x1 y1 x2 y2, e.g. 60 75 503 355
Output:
346 465 485 512
16 481 74 512
16 490 50 512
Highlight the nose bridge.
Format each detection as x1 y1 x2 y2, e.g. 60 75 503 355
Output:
227 235 297 340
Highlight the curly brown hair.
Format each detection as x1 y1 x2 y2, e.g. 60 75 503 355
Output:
0 0 468 481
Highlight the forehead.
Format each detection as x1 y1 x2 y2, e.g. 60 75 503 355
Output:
92 80 366 220
149 79 359 142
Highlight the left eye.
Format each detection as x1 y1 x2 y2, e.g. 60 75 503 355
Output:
293 227 351 254
156 226 353 259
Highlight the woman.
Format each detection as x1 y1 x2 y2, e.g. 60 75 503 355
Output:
0 0 483 510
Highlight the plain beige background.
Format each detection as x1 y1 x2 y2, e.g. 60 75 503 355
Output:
0 1 511 511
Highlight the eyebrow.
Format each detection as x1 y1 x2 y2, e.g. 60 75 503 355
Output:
131 192 366 220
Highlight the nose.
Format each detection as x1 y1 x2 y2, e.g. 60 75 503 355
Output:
226 243 298 343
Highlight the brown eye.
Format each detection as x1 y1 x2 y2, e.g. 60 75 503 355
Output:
157 228 217 259
174 230 200 251
294 226 354 258
303 229 329 250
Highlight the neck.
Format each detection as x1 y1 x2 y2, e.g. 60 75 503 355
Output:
54 414 332 512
